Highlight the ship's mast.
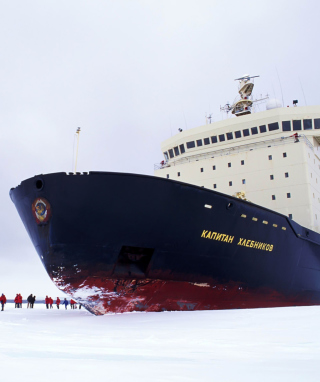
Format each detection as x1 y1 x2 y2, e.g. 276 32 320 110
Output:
220 74 267 117
74 127 81 173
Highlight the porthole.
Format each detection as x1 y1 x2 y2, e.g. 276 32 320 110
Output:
35 179 44 191
226 202 234 209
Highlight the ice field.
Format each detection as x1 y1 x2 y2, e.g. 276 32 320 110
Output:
0 303 319 382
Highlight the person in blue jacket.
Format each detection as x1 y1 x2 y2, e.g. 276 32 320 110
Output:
63 298 69 310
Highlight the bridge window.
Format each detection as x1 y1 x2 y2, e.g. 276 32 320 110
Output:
211 136 217 144
164 152 169 161
219 134 225 142
226 132 233 140
168 149 174 158
243 129 250 137
251 127 258 135
268 122 279 131
204 138 210 145
235 130 242 138
282 121 291 131
303 119 312 130
186 141 195 149
174 146 180 156
314 118 320 129
259 125 267 133
293 120 302 130
179 144 185 154
197 139 203 147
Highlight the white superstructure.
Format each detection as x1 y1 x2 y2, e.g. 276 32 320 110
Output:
154 79 320 233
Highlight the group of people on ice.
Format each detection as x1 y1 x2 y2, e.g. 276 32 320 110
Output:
14 293 23 308
0 294 81 311
45 296 80 310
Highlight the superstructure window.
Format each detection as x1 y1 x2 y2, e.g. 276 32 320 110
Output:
213 184 217 189
211 136 217 144
200 168 204 173
268 122 279 131
186 141 195 149
289 214 293 219
226 132 233 140
164 152 169 161
282 121 291 131
251 127 258 135
219 134 225 142
179 144 185 154
287 193 291 198
269 155 272 160
174 146 180 156
314 118 320 129
204 138 210 145
272 195 276 200
235 130 242 138
242 179 246 184
270 175 274 180
241 160 244 165
212 165 216 170
285 172 289 178
243 129 250 137
259 125 267 133
166 174 169 179
229 181 232 186
168 149 174 158
303 119 312 130
283 152 287 158
228 162 231 168
177 172 180 177
293 120 302 130
197 139 203 147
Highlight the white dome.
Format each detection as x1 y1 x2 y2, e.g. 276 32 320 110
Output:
266 98 282 110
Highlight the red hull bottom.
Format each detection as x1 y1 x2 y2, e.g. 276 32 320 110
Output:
54 276 316 315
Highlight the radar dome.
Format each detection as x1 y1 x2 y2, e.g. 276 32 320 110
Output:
266 98 282 110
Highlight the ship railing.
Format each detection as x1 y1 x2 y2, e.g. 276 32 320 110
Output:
154 134 313 170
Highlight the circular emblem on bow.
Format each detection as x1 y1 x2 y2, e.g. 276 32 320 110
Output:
32 198 51 224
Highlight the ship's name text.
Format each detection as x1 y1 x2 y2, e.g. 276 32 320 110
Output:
201 230 234 243
201 230 273 252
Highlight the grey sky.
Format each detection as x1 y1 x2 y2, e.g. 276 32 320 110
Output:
0 0 319 296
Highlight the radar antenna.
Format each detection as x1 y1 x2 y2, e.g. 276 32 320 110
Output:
220 74 268 117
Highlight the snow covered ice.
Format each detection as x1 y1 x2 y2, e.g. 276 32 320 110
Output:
0 304 320 381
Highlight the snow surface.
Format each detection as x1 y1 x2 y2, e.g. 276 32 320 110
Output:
0 304 320 381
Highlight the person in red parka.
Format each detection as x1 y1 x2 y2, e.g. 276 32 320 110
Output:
49 297 53 309
56 297 60 309
18 294 22 308
14 294 19 308
70 299 76 309
0 294 6 311
45 296 50 309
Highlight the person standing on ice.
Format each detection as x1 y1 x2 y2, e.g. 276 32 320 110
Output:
49 297 53 309
0 294 6 311
63 298 69 310
27 294 33 308
45 296 50 309
31 295 36 308
14 294 18 308
18 294 22 308
56 297 60 309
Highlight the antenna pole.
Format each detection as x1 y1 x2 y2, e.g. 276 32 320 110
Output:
74 127 81 173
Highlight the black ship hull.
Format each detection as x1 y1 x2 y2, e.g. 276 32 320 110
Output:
10 171 320 315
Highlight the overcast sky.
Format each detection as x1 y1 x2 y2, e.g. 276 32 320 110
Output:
1 0 319 297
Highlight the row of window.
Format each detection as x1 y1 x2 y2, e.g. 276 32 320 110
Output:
169 172 290 180
163 118 320 161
